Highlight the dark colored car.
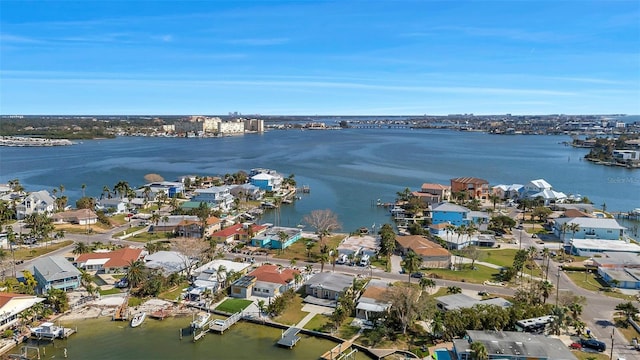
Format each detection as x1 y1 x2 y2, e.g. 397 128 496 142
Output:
581 338 606 352
410 272 424 278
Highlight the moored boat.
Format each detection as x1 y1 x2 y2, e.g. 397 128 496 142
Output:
29 322 64 339
191 312 211 329
130 312 146 328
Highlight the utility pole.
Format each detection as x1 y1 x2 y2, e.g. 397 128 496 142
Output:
555 268 561 307
610 328 614 360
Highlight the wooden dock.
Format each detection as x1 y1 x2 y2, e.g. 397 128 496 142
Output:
277 326 301 348
321 339 354 360
112 295 129 321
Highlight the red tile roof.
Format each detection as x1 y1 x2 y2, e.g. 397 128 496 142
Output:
451 177 489 184
421 183 450 190
396 235 451 257
0 292 34 308
210 223 267 238
249 264 300 285
76 247 143 269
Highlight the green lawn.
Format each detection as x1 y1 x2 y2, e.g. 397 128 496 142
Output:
337 318 359 339
426 264 500 284
158 281 190 301
303 314 332 332
481 248 518 267
124 231 170 243
273 295 308 325
273 234 346 262
128 296 143 307
572 351 609 360
565 271 636 301
13 240 73 260
215 298 253 314
98 288 123 296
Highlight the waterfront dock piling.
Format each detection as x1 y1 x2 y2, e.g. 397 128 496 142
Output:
320 339 355 360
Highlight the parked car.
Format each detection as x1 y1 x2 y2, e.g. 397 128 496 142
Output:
581 338 606 352
569 342 582 350
410 272 424 279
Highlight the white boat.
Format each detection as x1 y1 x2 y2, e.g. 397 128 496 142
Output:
191 312 211 329
30 322 64 339
130 312 146 328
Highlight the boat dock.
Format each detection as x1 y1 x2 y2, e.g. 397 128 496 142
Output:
112 295 129 321
190 311 243 342
321 339 355 360
277 326 301 348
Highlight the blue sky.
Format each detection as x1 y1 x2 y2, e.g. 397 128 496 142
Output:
1 1 639 115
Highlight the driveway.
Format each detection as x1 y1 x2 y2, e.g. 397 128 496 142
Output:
390 254 403 274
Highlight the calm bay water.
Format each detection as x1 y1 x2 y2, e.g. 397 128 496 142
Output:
10 317 370 360
1 129 639 231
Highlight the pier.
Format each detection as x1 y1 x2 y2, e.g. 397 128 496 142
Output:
191 311 244 342
276 326 301 348
112 296 129 321
321 339 355 360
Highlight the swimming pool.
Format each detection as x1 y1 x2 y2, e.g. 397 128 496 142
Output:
434 348 452 360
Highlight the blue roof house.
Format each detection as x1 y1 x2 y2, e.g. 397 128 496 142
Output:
250 173 282 191
431 202 471 227
251 226 303 249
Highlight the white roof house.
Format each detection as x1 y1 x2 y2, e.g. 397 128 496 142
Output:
529 189 567 205
144 251 195 275
555 217 626 243
0 293 46 332
570 239 640 256
525 179 553 193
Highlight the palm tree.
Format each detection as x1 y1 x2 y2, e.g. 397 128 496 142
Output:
489 194 500 210
305 241 315 260
419 277 436 293
319 252 329 273
126 260 145 289
329 248 338 272
542 247 551 281
470 341 489 360
539 280 553 304
447 286 462 294
81 183 87 197
73 242 90 255
401 250 421 284
257 299 266 318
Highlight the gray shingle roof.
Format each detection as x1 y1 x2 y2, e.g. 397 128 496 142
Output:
32 255 80 282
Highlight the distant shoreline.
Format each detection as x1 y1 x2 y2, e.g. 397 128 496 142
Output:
0 136 74 147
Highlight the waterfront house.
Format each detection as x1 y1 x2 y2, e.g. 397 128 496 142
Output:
191 186 234 211
395 235 451 268
231 264 300 299
304 272 355 307
136 181 184 199
250 226 303 249
431 202 471 227
527 189 567 205
51 209 98 226
554 217 626 244
491 184 524 200
144 251 195 276
229 183 264 201
412 183 451 205
452 330 577 360
570 239 640 256
16 190 56 220
355 280 391 322
74 247 143 274
31 256 81 294
436 293 511 311
450 177 489 200
524 179 553 195
250 173 282 191
95 198 128 214
209 223 267 244
192 259 251 293
0 292 45 332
